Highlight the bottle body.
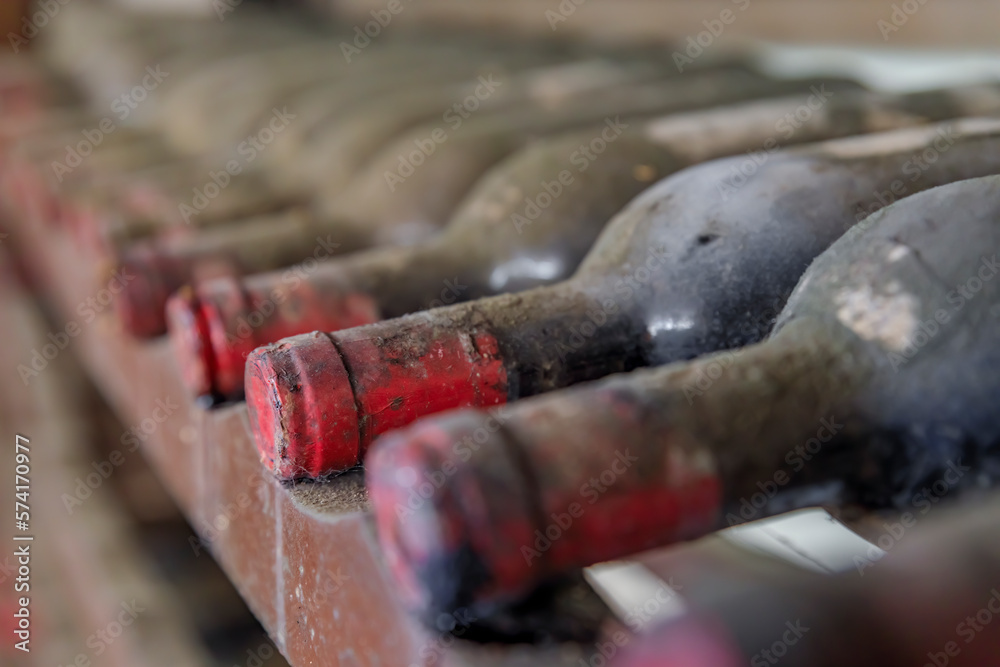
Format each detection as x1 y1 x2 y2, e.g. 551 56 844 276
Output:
621 493 1000 667
364 175 1000 617
120 70 841 338
246 120 1000 480
169 126 680 399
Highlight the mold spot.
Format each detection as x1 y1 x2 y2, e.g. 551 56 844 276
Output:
835 285 918 352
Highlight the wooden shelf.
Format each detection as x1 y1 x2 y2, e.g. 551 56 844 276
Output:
7 198 608 665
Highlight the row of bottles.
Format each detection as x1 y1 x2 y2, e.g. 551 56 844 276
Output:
367 175 1000 617
245 118 1000 478
171 85 1000 402
6 1 1000 653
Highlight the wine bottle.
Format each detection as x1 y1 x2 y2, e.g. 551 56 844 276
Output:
40 3 332 131
246 117 1000 480
96 54 754 247
168 120 678 401
44 46 605 251
172 83 1000 402
365 175 1000 616
4 124 172 231
116 208 326 337
71 163 299 254
620 494 1000 667
317 71 860 240
272 57 679 198
157 40 571 156
91 58 677 247
0 59 79 125
69 53 681 245
118 70 840 337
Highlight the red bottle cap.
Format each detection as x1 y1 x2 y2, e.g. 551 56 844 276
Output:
246 319 508 480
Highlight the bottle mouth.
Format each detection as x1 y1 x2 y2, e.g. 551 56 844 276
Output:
245 332 362 480
167 274 260 401
366 422 463 613
116 249 179 338
63 198 111 254
245 319 509 480
166 285 220 400
169 272 383 402
7 154 59 228
366 413 534 617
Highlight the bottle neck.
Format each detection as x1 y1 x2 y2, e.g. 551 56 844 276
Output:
655 317 874 522
307 237 486 320
477 316 873 567
425 278 647 400
498 280 652 398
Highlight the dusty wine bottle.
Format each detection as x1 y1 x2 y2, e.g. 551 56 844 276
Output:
365 175 1000 616
39 3 334 133
118 71 844 337
174 83 1000 403
167 121 677 401
3 125 172 230
71 164 300 254
94 58 677 247
111 62 685 335
317 71 860 240
246 117 1000 480
619 493 1000 667
275 57 677 198
59 42 561 229
158 40 571 156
